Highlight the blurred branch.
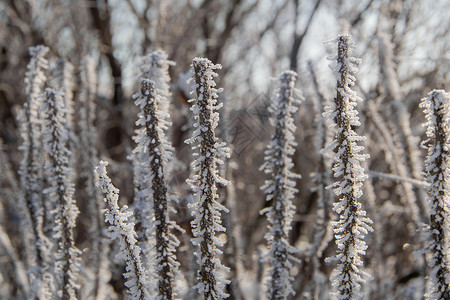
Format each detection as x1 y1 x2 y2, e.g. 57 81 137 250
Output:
125 0 152 50
89 0 123 107
89 0 127 161
289 0 322 72
367 170 428 187
4 1 54 54
259 0 290 40
351 0 374 27
307 60 327 106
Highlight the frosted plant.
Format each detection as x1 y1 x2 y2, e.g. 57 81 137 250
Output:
185 57 230 300
420 90 450 299
132 51 162 238
78 55 110 299
260 70 301 300
323 34 373 299
131 77 181 299
18 45 49 264
49 58 75 131
40 88 81 299
17 45 49 296
46 58 77 239
130 51 179 284
49 59 76 158
95 161 150 300
141 50 175 114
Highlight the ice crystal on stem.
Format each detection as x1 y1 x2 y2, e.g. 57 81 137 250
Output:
132 76 181 299
420 90 450 300
17 45 50 298
323 34 373 300
40 88 81 299
49 58 75 137
141 50 175 114
260 70 302 300
95 161 150 300
185 57 230 300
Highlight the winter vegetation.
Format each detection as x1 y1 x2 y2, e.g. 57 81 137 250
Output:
131 52 181 299
323 34 373 299
420 90 450 299
95 160 150 300
186 57 230 299
0 1 449 300
260 70 301 299
40 87 81 299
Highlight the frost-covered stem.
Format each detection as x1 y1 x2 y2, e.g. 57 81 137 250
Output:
17 45 49 273
131 51 170 251
78 56 109 299
420 90 450 299
49 58 75 135
131 51 180 299
134 79 180 299
41 88 80 299
260 71 301 300
95 161 149 300
141 50 174 115
46 58 76 241
186 57 230 300
324 34 373 299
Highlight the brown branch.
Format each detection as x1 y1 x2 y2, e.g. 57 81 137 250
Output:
88 0 123 107
289 0 322 72
351 0 375 27
125 0 151 50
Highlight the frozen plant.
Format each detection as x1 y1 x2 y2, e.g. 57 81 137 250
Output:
131 76 181 299
141 50 175 114
95 161 150 300
40 88 81 299
260 70 302 300
17 45 49 297
185 57 230 300
323 34 373 299
45 58 77 240
420 90 450 299
131 51 167 249
49 58 75 136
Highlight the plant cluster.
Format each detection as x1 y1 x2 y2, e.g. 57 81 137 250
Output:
1 32 449 300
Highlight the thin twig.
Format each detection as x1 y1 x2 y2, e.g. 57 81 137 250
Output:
366 170 428 187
